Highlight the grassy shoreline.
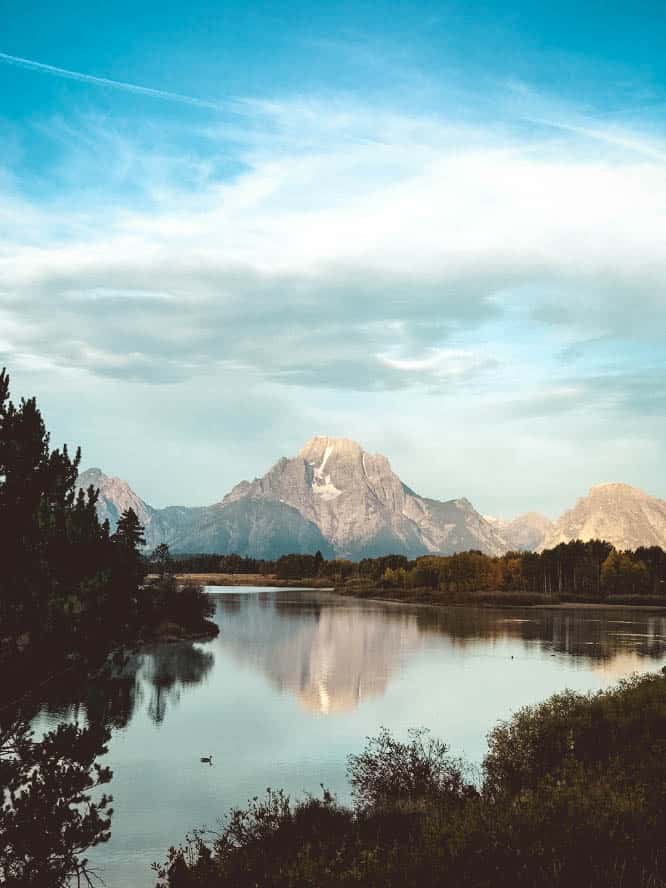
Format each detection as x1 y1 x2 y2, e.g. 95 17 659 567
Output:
174 573 666 610
337 588 666 610
345 593 666 611
164 572 333 588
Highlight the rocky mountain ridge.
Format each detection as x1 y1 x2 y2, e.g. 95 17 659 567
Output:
77 441 666 558
539 483 666 552
78 465 332 559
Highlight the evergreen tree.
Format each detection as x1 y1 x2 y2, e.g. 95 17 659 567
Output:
0 717 113 887
150 543 172 578
0 367 143 646
113 507 146 551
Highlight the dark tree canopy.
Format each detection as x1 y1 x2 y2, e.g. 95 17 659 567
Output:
170 540 666 604
0 367 152 651
151 543 173 578
114 507 146 550
0 718 113 887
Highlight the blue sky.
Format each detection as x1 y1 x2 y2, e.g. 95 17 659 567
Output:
1 0 665 517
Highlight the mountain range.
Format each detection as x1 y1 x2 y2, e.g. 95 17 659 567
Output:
77 436 666 559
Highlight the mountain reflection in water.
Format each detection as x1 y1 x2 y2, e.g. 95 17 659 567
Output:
214 591 666 715
29 593 666 732
218 593 423 713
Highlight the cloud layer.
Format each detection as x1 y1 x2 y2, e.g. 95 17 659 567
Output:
1 86 665 512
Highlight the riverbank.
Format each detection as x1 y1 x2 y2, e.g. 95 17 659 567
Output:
174 574 666 610
169 572 333 588
343 593 666 612
334 583 666 610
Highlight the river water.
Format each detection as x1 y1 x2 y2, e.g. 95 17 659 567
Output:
31 588 666 887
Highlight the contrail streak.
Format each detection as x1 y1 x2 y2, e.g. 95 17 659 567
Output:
0 50 238 113
528 115 666 162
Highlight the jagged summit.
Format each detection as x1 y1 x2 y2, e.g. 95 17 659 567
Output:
298 437 369 503
80 467 104 480
77 466 157 542
221 435 505 558
299 435 365 460
486 511 553 551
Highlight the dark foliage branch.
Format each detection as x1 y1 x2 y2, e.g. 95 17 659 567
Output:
0 719 113 887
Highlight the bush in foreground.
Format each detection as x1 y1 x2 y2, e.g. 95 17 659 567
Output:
156 670 666 888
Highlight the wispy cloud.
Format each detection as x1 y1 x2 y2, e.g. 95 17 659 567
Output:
0 78 664 508
0 50 241 113
1 89 665 399
2 2 665 517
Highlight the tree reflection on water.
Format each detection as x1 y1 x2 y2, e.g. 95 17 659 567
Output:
28 639 215 732
1 638 215 884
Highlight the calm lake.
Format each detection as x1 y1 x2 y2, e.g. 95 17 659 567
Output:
33 588 666 887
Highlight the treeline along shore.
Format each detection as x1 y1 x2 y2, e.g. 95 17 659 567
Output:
173 540 666 607
0 367 217 703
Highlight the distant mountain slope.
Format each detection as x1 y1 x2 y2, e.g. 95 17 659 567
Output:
76 469 332 558
77 436 506 558
485 512 553 551
163 498 334 559
77 468 162 547
540 483 666 552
